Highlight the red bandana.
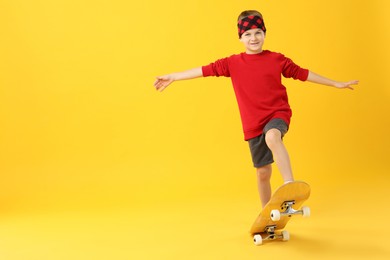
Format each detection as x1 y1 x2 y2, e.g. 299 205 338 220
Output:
237 15 266 38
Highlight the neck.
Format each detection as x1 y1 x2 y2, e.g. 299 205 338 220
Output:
246 49 263 55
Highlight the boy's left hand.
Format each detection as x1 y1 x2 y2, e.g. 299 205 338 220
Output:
334 80 359 90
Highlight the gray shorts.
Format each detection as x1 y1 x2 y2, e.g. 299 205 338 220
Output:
247 118 288 168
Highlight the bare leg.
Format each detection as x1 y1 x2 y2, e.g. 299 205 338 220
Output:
265 128 294 183
256 164 272 208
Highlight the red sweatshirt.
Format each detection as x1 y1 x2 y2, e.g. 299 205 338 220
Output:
202 50 309 140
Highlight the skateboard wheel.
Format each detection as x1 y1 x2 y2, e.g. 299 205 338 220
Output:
270 210 281 221
282 230 290 241
253 234 263 245
302 206 310 217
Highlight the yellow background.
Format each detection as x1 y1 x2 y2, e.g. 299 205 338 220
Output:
0 0 389 259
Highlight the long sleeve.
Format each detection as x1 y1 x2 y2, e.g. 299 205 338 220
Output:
202 57 231 77
281 57 309 81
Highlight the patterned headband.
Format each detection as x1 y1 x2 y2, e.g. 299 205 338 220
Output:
237 15 266 38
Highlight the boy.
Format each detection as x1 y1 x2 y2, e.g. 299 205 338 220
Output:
154 10 358 208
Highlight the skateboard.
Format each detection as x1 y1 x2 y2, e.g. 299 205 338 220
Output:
250 181 311 245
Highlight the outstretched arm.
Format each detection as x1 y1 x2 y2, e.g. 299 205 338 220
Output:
307 71 359 90
154 67 203 92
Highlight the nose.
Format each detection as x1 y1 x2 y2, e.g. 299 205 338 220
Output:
250 34 257 41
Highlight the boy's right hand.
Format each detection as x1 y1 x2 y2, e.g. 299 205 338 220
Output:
154 68 203 92
154 75 174 92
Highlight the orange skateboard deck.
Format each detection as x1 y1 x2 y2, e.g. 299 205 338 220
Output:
250 181 311 245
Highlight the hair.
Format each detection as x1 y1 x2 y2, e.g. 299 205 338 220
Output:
237 10 263 22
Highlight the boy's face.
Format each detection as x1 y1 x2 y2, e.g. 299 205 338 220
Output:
239 28 265 54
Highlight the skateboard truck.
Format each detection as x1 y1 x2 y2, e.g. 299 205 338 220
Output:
270 200 310 221
253 225 290 245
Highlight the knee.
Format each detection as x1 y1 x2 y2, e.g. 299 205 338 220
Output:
265 129 282 149
256 165 272 182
